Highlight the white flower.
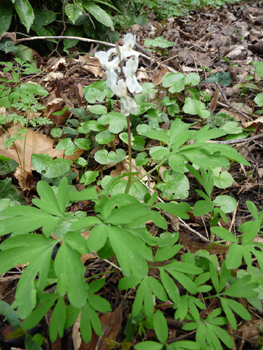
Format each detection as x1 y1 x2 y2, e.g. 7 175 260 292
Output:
126 76 142 94
120 95 138 116
123 57 142 93
111 79 127 98
105 69 117 88
124 33 136 50
120 33 139 59
95 50 119 71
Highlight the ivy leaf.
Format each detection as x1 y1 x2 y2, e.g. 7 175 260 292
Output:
14 0 35 33
65 3 83 24
83 2 113 27
0 0 13 34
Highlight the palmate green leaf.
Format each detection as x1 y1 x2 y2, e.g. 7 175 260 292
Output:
153 244 181 262
0 206 51 236
54 241 87 308
211 226 237 243
202 143 250 166
225 242 243 269
220 297 237 330
188 296 202 321
134 341 163 350
83 2 113 27
49 297 66 341
154 202 190 220
80 170 99 186
240 220 261 244
168 154 187 173
160 269 180 306
65 304 81 329
208 323 233 349
32 180 62 217
174 295 189 321
132 278 154 318
193 200 214 216
162 72 186 92
169 118 192 147
57 177 68 213
104 203 150 225
137 124 169 144
154 309 168 344
13 246 54 319
14 0 34 33
180 148 229 168
87 224 107 252
195 125 227 143
96 129 115 144
0 300 21 329
68 186 98 202
64 231 90 255
147 277 167 302
222 274 258 298
0 234 56 274
119 275 142 290
80 301 102 343
74 138 92 150
149 146 170 160
80 302 92 343
167 270 197 295
169 340 200 350
23 294 57 330
88 278 105 294
107 226 150 278
87 294 111 313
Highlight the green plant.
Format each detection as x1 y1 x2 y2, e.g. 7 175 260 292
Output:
1 180 262 349
1 31 261 350
0 58 51 169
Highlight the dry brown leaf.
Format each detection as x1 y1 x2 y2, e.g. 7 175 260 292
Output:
43 72 64 83
0 125 83 171
78 56 102 77
77 307 122 350
242 116 263 129
152 67 169 85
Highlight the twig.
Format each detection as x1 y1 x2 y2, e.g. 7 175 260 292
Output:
15 35 177 72
215 82 252 120
207 133 263 144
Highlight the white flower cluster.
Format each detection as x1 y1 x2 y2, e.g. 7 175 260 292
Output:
95 33 142 116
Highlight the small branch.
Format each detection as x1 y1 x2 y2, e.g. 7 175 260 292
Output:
207 133 263 145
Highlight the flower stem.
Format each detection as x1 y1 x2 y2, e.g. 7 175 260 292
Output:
125 115 132 194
